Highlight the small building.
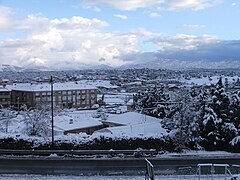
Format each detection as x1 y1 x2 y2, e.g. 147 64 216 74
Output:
126 99 134 111
168 85 180 92
0 79 12 86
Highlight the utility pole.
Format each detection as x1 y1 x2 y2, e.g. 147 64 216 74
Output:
17 97 20 113
50 76 54 146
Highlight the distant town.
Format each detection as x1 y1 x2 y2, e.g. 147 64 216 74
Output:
1 67 240 152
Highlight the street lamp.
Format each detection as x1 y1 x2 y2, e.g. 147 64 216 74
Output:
50 76 54 146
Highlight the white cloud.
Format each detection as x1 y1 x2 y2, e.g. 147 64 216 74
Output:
130 28 158 37
83 5 102 12
148 12 161 18
149 34 219 50
83 0 223 11
83 0 164 11
167 0 223 11
232 2 237 6
114 14 128 20
0 5 15 30
0 14 139 68
178 24 206 29
19 14 109 32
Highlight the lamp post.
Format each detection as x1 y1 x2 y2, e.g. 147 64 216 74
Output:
50 76 54 146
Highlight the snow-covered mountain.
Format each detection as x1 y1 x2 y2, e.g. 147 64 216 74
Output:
0 64 23 72
0 63 114 72
2 59 240 72
0 64 50 72
120 59 240 70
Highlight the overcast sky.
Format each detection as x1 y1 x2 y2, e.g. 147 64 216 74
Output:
0 0 239 69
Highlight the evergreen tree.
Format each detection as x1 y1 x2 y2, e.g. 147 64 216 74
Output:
199 78 239 150
134 86 170 119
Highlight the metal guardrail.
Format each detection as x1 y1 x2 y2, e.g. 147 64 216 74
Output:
0 149 157 157
196 163 238 180
145 158 155 180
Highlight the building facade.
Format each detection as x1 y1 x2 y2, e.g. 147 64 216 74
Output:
11 82 98 109
0 87 11 108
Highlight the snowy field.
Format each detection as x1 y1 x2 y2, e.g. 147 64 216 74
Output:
0 174 239 180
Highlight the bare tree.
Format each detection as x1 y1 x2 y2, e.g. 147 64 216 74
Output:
0 108 17 133
22 108 50 137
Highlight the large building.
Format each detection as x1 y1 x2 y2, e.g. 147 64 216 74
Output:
11 82 98 109
0 86 11 108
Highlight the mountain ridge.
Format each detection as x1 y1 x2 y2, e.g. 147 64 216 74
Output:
1 59 240 72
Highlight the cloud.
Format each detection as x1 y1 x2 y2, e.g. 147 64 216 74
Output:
82 5 101 12
83 0 164 11
0 14 139 68
130 28 158 37
121 40 240 64
0 5 15 30
148 34 219 51
178 24 206 30
148 12 161 18
167 0 223 11
18 14 109 32
114 14 128 20
83 0 223 11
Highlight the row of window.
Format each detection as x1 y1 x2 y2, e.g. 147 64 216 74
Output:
35 98 96 106
35 90 96 97
0 92 10 95
35 97 96 102
0 98 10 102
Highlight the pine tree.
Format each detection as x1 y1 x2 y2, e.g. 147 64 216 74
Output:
199 77 239 150
134 86 169 119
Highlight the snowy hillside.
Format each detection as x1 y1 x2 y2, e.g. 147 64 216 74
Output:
121 59 240 70
0 64 22 72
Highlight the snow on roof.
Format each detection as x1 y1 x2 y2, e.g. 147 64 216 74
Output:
100 94 125 105
83 80 118 89
7 80 118 92
10 81 98 92
1 79 9 82
54 111 102 131
95 122 167 138
97 93 133 105
0 86 11 92
126 98 133 105
105 112 161 126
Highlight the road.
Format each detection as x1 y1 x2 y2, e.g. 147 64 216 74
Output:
0 155 240 175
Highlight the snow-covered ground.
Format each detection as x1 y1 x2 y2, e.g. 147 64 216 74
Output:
183 75 240 85
0 106 168 140
0 174 239 180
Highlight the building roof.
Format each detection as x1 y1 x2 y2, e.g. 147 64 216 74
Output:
54 114 102 131
54 110 103 131
104 112 161 126
10 81 98 92
0 86 11 92
6 80 118 92
95 121 167 138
